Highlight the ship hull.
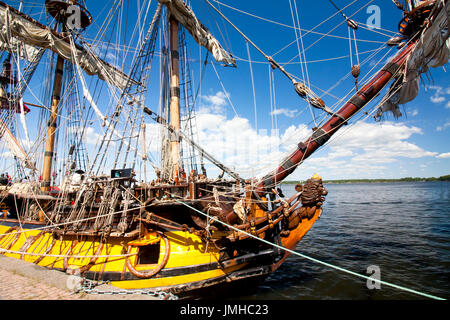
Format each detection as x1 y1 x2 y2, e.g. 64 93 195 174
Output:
0 208 321 298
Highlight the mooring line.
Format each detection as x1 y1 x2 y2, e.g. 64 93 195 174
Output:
174 199 446 301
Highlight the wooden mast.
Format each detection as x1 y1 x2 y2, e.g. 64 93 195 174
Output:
41 33 64 192
40 0 92 192
169 15 182 182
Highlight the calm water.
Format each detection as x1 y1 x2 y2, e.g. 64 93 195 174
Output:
239 182 450 300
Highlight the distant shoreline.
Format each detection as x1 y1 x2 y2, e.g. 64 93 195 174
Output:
282 175 450 184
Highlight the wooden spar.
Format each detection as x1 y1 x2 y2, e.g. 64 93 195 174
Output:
169 16 182 181
41 53 64 191
255 41 418 192
39 1 93 191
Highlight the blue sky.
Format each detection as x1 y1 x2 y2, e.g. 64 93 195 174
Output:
3 0 449 182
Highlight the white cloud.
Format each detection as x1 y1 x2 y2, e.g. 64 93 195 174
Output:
199 91 229 114
431 96 445 103
142 122 164 153
328 149 354 159
291 121 438 180
0 150 13 159
192 92 438 180
270 108 298 118
436 120 450 131
194 106 310 177
64 125 98 142
92 42 122 67
427 85 449 106
436 152 450 159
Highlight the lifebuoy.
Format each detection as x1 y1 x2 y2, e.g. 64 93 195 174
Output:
124 232 170 279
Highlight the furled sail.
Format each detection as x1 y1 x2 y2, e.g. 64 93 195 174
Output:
0 1 137 90
159 0 236 66
377 0 449 119
0 34 39 63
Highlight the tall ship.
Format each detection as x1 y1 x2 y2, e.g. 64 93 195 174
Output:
0 0 448 298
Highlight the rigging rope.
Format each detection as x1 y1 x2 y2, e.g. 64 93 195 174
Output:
210 0 388 47
327 0 358 29
210 61 239 117
279 0 377 69
206 0 334 120
245 41 258 131
289 0 317 127
268 65 277 133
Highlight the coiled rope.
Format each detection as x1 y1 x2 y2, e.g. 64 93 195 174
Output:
173 199 446 301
